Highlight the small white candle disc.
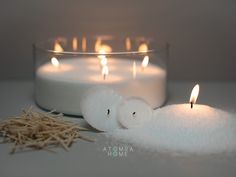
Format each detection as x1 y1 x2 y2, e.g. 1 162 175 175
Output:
80 86 123 132
117 98 153 129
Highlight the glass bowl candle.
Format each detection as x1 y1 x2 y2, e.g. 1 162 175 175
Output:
33 36 168 116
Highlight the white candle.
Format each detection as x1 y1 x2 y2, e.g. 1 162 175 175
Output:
35 57 166 115
80 86 123 132
117 98 153 129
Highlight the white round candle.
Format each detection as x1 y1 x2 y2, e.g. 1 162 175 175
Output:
80 86 123 132
35 58 166 115
117 98 153 128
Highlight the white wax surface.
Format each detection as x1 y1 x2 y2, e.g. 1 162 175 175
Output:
117 98 153 129
37 58 165 83
35 58 166 115
80 86 123 132
108 104 236 154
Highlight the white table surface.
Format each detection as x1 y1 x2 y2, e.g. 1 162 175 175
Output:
0 81 236 177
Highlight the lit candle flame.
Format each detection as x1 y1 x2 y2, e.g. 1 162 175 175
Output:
138 43 148 53
51 57 60 67
189 84 200 109
72 37 78 51
102 65 109 80
54 42 64 53
133 61 136 79
126 37 131 51
141 56 149 70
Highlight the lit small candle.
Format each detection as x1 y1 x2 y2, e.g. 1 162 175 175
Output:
109 84 236 154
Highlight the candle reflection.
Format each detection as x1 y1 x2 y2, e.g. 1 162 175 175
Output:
72 37 78 51
82 37 87 51
54 42 64 53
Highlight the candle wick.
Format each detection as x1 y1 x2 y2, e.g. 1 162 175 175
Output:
132 112 136 117
107 109 110 117
190 102 193 109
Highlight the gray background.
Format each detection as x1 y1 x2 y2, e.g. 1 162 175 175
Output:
1 0 236 81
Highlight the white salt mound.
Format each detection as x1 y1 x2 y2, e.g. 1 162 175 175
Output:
108 104 236 154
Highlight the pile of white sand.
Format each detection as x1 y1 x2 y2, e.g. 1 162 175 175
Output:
108 105 236 154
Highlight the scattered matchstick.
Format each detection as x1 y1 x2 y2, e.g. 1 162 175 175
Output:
0 107 94 154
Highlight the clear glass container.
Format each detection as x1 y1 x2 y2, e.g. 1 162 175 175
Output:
33 36 169 116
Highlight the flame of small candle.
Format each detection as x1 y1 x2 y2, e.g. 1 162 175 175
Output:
138 43 148 53
51 57 60 67
72 37 78 51
54 42 64 53
102 65 109 80
141 56 149 70
133 61 136 79
189 84 200 109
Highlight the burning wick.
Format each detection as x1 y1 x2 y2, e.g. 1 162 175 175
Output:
51 57 60 68
102 65 109 80
189 84 200 109
141 56 149 71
